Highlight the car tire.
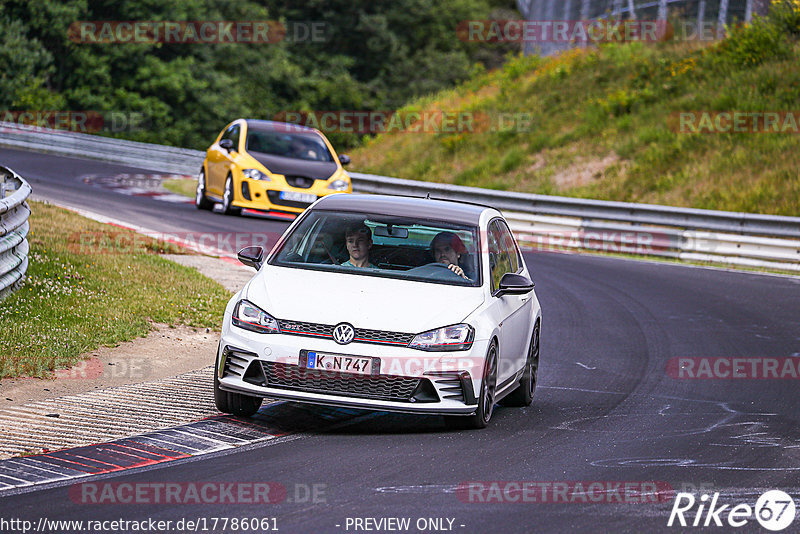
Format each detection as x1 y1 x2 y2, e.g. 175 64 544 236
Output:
229 391 262 417
221 174 241 216
445 342 498 430
501 322 540 407
214 372 262 417
195 168 214 210
213 370 231 413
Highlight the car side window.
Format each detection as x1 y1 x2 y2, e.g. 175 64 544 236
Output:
221 124 240 151
488 221 512 292
497 220 521 274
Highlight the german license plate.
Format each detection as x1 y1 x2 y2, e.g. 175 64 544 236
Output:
280 191 316 203
306 351 372 375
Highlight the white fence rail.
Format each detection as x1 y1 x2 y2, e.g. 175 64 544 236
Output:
1 122 798 272
0 166 31 299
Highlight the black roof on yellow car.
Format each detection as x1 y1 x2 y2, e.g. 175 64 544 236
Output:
313 194 492 226
245 119 318 134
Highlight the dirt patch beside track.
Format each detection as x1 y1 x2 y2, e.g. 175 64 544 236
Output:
0 254 251 413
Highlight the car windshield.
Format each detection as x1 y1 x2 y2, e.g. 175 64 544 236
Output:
270 210 481 287
246 129 334 162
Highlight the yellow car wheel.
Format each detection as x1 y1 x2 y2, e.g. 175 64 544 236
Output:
195 168 214 211
221 174 241 216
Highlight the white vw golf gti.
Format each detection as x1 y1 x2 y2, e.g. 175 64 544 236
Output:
215 194 541 428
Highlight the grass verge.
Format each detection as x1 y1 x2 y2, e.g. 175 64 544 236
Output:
162 178 197 198
0 201 231 379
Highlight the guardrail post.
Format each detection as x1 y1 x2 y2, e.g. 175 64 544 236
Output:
580 0 591 46
718 0 730 37
581 0 591 20
627 0 637 20
698 0 706 30
657 0 668 21
544 0 557 56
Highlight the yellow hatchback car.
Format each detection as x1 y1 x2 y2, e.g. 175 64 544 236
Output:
196 119 352 218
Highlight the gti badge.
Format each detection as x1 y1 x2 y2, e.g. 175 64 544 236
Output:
332 323 355 345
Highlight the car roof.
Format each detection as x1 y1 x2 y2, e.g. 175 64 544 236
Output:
314 194 493 226
244 119 318 134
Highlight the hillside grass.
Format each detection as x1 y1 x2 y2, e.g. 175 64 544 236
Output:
351 5 800 216
0 202 230 378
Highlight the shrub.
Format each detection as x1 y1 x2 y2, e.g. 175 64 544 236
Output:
711 7 794 67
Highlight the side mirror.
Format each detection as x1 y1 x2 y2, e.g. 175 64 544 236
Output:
238 246 264 270
219 138 234 152
495 273 534 297
338 154 351 166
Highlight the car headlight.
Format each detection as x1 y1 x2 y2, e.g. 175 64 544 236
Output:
232 300 280 334
327 179 349 191
242 168 271 181
408 324 474 351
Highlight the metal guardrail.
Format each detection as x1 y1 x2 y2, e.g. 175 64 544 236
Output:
501 211 800 272
0 166 31 299
0 122 203 176
350 172 800 239
1 121 798 272
515 0 767 56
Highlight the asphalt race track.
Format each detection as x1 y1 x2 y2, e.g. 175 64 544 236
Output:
1 147 799 533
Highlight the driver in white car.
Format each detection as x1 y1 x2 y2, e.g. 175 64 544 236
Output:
431 231 471 280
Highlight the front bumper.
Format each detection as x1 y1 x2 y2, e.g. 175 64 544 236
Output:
233 177 350 214
217 326 490 416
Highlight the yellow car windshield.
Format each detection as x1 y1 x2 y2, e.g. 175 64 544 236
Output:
246 129 334 163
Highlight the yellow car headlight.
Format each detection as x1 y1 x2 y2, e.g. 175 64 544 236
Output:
327 179 349 191
242 169 271 181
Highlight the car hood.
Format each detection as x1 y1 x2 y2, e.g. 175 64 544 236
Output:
246 266 485 334
250 151 338 180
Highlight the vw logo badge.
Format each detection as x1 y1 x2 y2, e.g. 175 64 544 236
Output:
332 323 355 345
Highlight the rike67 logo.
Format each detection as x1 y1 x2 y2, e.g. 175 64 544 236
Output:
668 490 796 531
